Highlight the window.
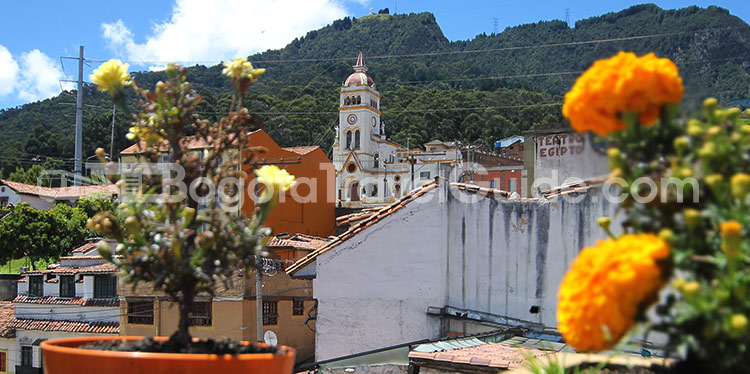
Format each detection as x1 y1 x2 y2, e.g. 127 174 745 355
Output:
29 276 43 297
345 131 352 150
356 95 361 104
373 153 379 168
370 184 378 197
0 197 7 207
59 275 75 298
94 275 117 298
509 179 518 193
127 299 154 325
263 300 278 325
189 301 212 326
344 97 350 105
489 181 496 189
0 350 6 372
394 184 401 197
354 130 360 149
292 300 305 316
21 346 32 367
420 171 431 180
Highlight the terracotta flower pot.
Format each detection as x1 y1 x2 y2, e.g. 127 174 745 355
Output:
41 336 295 374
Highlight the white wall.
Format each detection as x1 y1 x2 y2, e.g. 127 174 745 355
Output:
0 188 54 210
13 304 119 323
529 132 609 196
313 181 620 361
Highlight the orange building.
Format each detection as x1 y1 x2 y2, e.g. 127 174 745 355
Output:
241 130 336 238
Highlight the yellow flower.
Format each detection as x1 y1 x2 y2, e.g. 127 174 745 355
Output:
562 52 683 135
720 220 742 258
681 281 700 296
222 57 265 82
704 97 718 111
730 314 748 332
597 217 612 230
684 209 701 229
255 165 296 199
90 59 132 94
731 173 750 199
705 174 723 193
557 234 669 352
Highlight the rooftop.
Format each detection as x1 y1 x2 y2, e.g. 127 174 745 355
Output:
9 318 119 334
0 179 118 200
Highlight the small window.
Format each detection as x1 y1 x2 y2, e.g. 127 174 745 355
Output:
346 131 352 150
344 97 351 105
0 197 8 207
21 346 32 367
189 301 212 326
354 130 360 149
59 275 75 298
394 184 401 197
489 181 496 189
292 300 305 316
128 299 154 325
356 95 361 104
263 300 278 325
94 275 117 298
371 185 378 197
29 276 43 298
347 163 356 173
420 171 431 180
509 179 518 193
373 153 379 168
0 350 6 372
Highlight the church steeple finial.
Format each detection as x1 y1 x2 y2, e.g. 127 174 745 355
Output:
354 47 367 73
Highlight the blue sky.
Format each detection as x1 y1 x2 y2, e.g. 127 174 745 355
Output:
0 0 748 110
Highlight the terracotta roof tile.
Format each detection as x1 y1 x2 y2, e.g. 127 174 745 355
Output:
13 295 120 307
0 301 15 338
0 179 117 199
409 342 552 370
540 177 606 198
267 233 331 251
287 180 440 275
282 146 320 155
72 242 98 254
120 136 211 155
9 318 119 334
23 262 117 275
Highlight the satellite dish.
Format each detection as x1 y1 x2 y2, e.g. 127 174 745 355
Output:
263 330 278 346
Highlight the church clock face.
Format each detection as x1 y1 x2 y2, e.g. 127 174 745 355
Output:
347 114 358 125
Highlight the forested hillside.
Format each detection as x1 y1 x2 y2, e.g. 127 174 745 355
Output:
1 4 749 177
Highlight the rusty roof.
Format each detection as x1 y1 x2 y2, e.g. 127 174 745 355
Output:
13 295 120 307
267 233 331 251
0 179 117 199
286 180 440 275
282 146 320 155
9 318 119 334
409 337 555 371
0 301 15 338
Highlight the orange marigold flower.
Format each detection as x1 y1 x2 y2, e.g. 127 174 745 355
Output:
562 52 684 135
557 233 669 351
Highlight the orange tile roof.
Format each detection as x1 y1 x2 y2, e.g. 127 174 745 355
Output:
23 261 118 275
119 136 212 155
0 179 117 199
267 233 331 251
286 180 440 275
282 146 320 155
9 318 119 334
0 301 15 338
13 295 120 307
71 242 98 254
409 342 552 370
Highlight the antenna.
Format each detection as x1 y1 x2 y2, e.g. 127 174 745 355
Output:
493 18 498 34
565 8 571 27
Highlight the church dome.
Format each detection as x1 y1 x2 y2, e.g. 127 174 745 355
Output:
344 72 375 88
342 50 376 89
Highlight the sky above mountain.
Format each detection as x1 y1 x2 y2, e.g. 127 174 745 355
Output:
0 0 748 110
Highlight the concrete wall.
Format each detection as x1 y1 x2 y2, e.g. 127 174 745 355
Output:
0 188 54 210
313 181 619 361
314 190 448 360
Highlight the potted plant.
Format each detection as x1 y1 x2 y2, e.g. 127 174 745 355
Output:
41 58 297 374
555 51 750 372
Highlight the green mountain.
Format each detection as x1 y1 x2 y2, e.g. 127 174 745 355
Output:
1 4 749 176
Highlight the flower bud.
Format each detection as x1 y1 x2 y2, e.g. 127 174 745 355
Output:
726 107 741 120
720 220 742 258
731 173 750 199
673 137 689 155
597 217 612 231
730 314 748 335
705 174 723 193
658 228 674 243
707 126 722 137
684 209 701 229
95 148 107 163
607 148 622 169
124 216 141 234
97 240 112 261
682 281 700 296
741 125 750 135
698 142 717 159
703 97 718 111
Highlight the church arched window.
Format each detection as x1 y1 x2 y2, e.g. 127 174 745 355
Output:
373 153 379 168
344 97 350 105
346 131 352 150
354 130 361 149
356 96 361 104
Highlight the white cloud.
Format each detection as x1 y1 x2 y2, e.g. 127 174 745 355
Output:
0 45 20 96
16 50 67 102
101 0 349 66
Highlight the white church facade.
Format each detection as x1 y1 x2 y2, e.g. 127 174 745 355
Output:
333 51 462 208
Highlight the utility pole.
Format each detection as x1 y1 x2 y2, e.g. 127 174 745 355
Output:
565 8 571 27
256 267 263 343
74 46 84 186
493 18 498 34
109 105 116 160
